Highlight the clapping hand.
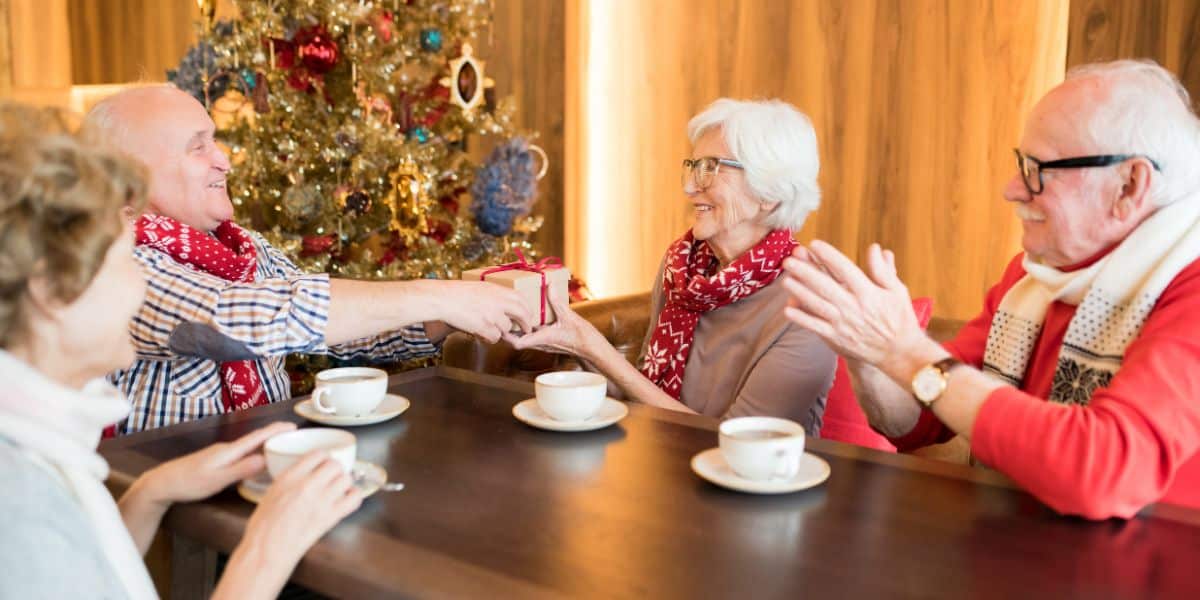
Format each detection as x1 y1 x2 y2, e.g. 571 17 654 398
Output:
781 241 926 371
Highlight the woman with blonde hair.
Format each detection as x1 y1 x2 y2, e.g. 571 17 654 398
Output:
0 103 358 599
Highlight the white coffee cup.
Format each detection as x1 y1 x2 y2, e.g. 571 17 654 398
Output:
534 371 607 422
718 416 806 481
264 428 357 479
311 367 388 416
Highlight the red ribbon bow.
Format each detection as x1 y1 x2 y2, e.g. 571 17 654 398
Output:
480 248 563 326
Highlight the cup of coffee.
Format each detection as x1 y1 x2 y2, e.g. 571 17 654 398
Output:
264 428 356 478
534 371 607 422
311 367 388 416
718 416 806 481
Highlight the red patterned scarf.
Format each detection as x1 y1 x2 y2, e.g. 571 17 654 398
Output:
641 229 797 399
135 215 266 412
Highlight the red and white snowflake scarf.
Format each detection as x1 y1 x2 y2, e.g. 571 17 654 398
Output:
641 229 797 399
135 214 266 412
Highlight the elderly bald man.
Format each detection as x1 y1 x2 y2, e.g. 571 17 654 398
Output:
84 86 534 434
782 60 1200 519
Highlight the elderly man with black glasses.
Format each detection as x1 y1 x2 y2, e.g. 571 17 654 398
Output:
781 59 1200 519
512 98 837 433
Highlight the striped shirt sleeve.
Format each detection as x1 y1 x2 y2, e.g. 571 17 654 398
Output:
323 323 441 362
130 245 331 359
246 232 443 362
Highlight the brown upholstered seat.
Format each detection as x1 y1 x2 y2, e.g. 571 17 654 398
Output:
441 290 964 381
441 292 653 380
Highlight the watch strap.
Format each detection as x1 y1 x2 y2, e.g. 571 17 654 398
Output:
932 356 964 377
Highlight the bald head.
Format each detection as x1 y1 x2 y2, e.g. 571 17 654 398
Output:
83 86 207 163
82 85 234 231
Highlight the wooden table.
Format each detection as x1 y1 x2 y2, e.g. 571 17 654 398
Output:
100 367 1200 599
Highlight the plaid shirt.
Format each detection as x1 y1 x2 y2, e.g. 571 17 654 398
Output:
108 230 438 434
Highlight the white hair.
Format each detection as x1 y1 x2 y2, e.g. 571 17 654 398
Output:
1065 60 1200 207
687 98 820 230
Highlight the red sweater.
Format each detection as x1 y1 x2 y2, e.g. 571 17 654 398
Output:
891 253 1200 518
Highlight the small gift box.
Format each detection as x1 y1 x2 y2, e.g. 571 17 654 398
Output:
462 251 570 327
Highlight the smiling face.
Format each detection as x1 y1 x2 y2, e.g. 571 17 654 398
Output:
684 128 774 260
1004 79 1145 267
116 87 233 231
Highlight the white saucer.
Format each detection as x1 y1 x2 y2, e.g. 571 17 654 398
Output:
512 398 628 432
293 393 410 426
690 447 830 494
237 460 387 504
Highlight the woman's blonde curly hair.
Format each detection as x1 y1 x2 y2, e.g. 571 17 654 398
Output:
0 102 148 347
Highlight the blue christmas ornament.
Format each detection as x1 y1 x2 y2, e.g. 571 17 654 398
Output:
408 127 430 144
470 137 540 236
240 68 257 91
420 28 444 52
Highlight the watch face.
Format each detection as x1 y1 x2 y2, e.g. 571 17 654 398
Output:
913 367 947 403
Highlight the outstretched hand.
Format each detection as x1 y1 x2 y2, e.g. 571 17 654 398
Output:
434 280 538 344
507 292 604 359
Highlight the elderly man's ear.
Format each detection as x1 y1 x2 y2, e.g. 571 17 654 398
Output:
1112 159 1154 221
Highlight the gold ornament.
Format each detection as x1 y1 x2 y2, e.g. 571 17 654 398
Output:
439 43 495 116
196 0 217 33
386 158 429 235
354 80 393 124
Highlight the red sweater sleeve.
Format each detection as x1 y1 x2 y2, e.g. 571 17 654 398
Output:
971 261 1200 519
888 255 1028 451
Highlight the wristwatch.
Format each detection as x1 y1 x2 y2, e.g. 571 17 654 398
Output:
911 357 963 407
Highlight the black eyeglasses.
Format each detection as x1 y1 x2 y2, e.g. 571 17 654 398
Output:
1013 149 1162 195
682 156 744 191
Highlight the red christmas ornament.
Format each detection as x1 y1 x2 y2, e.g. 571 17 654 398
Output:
568 276 593 303
438 186 466 214
423 79 451 127
296 25 339 74
266 25 339 94
422 220 453 244
371 11 395 43
301 234 336 257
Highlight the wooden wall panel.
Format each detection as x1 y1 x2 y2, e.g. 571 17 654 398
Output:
567 0 1069 320
64 0 229 85
484 0 566 260
0 0 12 93
5 0 72 90
1067 0 1200 106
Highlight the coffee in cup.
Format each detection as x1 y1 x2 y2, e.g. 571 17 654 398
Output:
264 428 356 478
534 371 607 422
311 366 388 416
718 416 806 481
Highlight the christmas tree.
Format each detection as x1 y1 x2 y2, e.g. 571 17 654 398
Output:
168 0 550 388
169 0 546 282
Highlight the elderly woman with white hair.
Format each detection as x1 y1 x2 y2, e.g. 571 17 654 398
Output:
513 98 835 432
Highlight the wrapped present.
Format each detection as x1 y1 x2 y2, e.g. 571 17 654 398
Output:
462 250 570 327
